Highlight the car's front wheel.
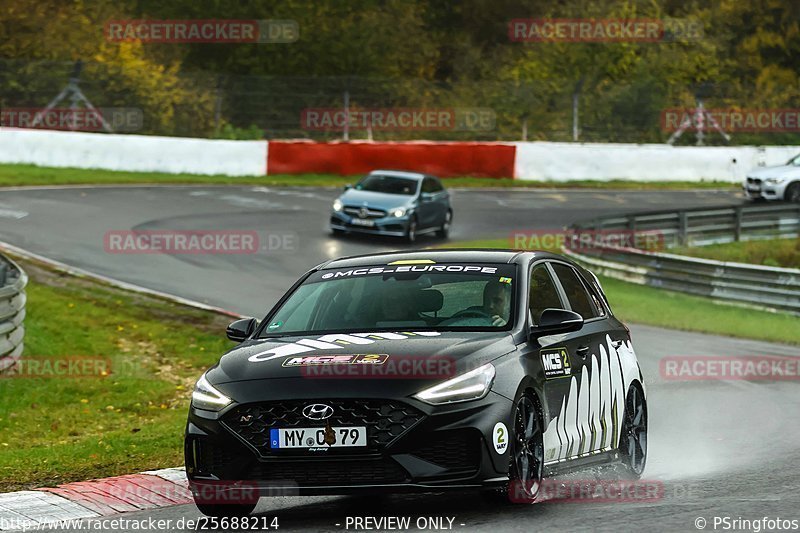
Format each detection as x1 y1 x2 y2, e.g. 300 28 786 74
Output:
785 182 800 203
436 210 452 239
617 383 647 479
405 217 418 243
194 502 257 517
508 392 544 503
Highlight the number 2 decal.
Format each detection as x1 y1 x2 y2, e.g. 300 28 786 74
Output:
493 422 508 454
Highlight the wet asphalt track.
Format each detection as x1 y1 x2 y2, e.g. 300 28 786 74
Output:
0 186 799 532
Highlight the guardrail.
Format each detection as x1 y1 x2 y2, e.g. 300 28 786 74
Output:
577 203 800 247
565 203 800 316
0 255 27 372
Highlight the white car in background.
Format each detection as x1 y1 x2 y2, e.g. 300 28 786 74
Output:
743 153 800 202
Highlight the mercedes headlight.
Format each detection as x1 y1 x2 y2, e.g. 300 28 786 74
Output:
390 207 407 217
333 199 343 212
192 373 232 411
413 363 495 405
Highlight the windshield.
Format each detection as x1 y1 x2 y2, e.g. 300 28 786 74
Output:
260 263 515 337
355 175 418 195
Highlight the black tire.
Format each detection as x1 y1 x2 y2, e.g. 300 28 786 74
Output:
507 392 544 504
436 210 452 239
405 217 418 243
786 183 800 203
194 501 257 517
617 383 647 479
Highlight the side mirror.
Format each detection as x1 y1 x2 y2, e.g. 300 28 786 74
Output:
420 192 433 202
226 317 258 342
530 308 583 338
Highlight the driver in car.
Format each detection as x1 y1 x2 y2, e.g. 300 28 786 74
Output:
458 279 511 326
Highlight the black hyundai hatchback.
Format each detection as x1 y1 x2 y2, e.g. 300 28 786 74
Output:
185 250 647 516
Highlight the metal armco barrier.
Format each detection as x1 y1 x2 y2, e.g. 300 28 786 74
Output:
566 203 800 316
0 254 26 372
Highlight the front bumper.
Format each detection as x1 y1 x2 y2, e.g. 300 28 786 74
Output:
330 211 411 237
185 392 513 497
743 181 783 200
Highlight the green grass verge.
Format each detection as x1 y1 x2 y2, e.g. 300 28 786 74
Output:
0 164 737 190
672 238 799 269
0 261 234 491
437 238 799 345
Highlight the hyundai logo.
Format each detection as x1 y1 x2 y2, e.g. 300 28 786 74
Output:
302 403 334 420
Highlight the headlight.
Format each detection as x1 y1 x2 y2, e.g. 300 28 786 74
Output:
390 207 407 217
413 363 495 405
332 199 343 212
765 177 783 185
192 373 232 411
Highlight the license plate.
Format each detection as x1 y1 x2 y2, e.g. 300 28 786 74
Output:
747 186 761 192
350 218 375 227
269 426 367 449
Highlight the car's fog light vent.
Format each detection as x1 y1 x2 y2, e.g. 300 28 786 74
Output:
411 430 481 472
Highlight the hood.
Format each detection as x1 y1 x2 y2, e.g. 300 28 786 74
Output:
747 164 800 180
207 331 515 388
337 189 414 211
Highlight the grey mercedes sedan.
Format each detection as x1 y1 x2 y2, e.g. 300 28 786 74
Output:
330 170 452 242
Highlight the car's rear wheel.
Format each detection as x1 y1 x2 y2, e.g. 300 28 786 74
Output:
786 183 800 203
508 393 544 503
436 210 452 239
194 502 257 517
618 383 647 479
405 217 418 243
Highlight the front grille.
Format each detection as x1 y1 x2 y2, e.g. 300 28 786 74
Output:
343 206 387 219
410 431 481 472
747 177 762 185
222 400 425 456
251 458 409 485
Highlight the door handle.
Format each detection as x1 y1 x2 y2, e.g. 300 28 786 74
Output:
576 346 590 359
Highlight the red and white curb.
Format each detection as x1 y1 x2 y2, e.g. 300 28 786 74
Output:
0 468 190 530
